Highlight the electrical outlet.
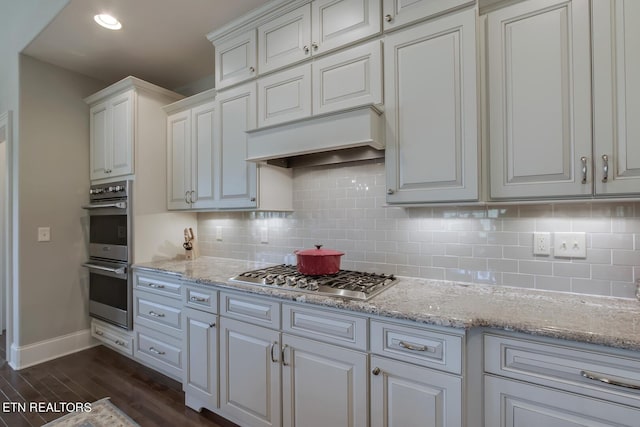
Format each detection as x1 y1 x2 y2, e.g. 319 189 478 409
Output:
554 232 587 258
37 227 51 242
260 227 268 244
533 232 551 255
215 226 222 241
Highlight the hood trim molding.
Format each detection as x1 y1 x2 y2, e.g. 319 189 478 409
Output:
246 106 384 165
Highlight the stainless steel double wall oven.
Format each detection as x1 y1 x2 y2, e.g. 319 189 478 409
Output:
83 180 132 329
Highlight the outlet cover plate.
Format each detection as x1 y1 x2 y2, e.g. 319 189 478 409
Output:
554 232 586 258
533 232 551 256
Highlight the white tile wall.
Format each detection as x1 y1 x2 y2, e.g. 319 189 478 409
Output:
198 160 640 299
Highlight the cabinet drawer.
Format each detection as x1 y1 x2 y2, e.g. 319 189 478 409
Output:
134 325 182 380
134 291 182 336
92 319 134 356
484 333 640 407
220 292 280 328
371 320 463 374
184 285 218 313
282 303 367 351
134 271 182 298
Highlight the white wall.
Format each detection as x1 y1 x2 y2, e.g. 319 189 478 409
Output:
198 160 640 299
0 122 6 332
0 0 70 364
19 55 104 345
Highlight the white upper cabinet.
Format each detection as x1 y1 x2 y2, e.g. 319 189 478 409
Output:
382 0 473 31
385 8 479 203
257 40 382 128
258 4 312 74
313 39 382 115
258 63 312 128
592 0 640 196
89 90 134 181
166 91 217 210
215 82 258 209
487 0 592 199
257 0 381 74
215 30 257 90
311 0 381 54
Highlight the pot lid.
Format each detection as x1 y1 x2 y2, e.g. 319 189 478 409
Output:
297 244 344 257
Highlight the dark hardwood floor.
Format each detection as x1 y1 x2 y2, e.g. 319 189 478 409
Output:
0 341 239 427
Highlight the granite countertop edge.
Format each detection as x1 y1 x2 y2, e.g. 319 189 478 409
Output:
134 257 640 353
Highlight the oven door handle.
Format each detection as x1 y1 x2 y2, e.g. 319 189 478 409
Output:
82 202 127 210
83 263 127 275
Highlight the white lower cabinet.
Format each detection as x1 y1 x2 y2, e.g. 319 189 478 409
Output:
91 318 134 356
183 307 218 412
282 334 368 427
484 332 640 427
370 355 462 427
485 375 640 427
219 316 281 427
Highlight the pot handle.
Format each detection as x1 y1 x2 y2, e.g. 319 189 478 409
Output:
314 244 323 250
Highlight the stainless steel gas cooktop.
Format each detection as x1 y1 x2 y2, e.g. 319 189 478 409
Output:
230 265 397 301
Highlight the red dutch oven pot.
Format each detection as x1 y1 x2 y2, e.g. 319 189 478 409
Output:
295 245 344 275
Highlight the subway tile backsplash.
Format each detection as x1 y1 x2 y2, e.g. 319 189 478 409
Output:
198 160 640 299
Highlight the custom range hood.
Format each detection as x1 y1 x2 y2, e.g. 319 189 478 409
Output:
246 106 385 168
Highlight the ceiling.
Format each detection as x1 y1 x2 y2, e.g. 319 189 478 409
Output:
22 0 268 91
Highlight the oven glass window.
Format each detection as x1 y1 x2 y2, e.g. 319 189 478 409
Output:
89 273 127 310
90 215 127 246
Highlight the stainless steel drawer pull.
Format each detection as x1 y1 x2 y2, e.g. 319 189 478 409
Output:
148 310 165 318
602 154 609 183
190 296 208 302
148 283 165 289
270 341 279 363
148 347 165 355
281 344 290 366
399 341 433 353
580 370 640 390
114 339 126 346
581 156 588 184
372 367 381 376
95 330 104 336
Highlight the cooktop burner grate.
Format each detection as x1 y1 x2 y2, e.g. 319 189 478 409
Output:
230 265 397 301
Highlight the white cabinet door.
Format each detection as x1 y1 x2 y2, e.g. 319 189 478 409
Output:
312 40 382 116
109 90 134 177
487 0 592 199
311 0 381 54
219 317 281 427
370 355 462 427
89 101 110 180
190 101 217 209
385 8 478 203
282 334 368 427
258 63 312 128
167 110 191 209
258 4 311 74
592 0 640 196
89 90 134 181
215 82 258 209
183 307 218 412
382 0 471 32
485 375 640 427
215 30 258 89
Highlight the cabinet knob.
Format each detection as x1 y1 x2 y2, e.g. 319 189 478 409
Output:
372 367 381 375
249 66 255 73
250 197 256 202
312 42 318 51
387 189 394 195
303 45 310 54
385 14 393 23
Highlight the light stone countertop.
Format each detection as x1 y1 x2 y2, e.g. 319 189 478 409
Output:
134 256 640 352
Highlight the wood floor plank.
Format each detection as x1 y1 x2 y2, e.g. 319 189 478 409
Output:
0 344 237 427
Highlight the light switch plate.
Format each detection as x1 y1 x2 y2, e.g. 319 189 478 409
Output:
554 232 586 258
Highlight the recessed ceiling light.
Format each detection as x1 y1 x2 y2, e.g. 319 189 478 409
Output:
94 14 122 30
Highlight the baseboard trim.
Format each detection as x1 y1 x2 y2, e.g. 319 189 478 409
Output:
10 328 99 370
